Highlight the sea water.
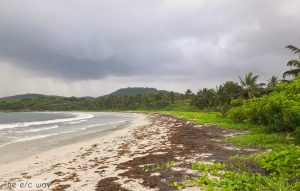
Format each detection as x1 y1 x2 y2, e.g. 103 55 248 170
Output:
0 112 138 163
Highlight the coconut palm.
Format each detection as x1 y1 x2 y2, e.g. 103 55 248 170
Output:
184 89 193 99
267 76 279 87
283 45 300 78
239 72 261 99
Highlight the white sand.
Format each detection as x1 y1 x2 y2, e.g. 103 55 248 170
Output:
0 113 155 191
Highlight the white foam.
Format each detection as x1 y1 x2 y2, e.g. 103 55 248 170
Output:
0 129 80 148
85 120 129 129
0 113 94 130
0 114 131 148
67 119 88 124
79 120 129 131
16 125 59 133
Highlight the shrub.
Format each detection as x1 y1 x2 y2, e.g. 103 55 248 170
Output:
229 77 300 132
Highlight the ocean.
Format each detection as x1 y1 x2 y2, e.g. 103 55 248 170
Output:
0 112 138 163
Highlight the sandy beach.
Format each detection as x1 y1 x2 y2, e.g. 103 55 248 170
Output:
0 113 257 191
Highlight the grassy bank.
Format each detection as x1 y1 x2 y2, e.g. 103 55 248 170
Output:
157 111 300 190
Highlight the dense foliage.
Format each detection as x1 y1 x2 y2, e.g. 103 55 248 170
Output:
108 87 170 96
170 145 300 191
191 81 243 113
229 77 300 132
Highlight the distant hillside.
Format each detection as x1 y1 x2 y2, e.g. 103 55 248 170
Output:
0 94 96 101
0 93 49 100
0 87 174 101
106 87 172 96
79 96 95 100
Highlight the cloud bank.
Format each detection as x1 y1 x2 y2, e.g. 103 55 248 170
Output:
0 0 299 96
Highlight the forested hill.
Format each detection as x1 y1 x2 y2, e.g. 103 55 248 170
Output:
0 87 173 100
0 87 178 111
106 87 171 96
0 93 50 100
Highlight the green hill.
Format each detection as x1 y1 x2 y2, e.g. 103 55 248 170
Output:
0 87 173 101
106 87 172 96
0 93 50 100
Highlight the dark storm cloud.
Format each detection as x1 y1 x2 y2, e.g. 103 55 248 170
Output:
0 0 299 81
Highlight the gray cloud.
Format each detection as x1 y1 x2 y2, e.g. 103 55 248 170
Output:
0 0 299 96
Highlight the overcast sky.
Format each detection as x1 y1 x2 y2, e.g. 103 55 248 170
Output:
0 0 299 97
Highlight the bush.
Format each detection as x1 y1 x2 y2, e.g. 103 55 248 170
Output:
164 100 200 111
257 145 300 179
229 77 300 132
225 133 292 148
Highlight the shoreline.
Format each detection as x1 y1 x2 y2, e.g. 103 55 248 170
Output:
0 112 139 164
0 113 257 191
0 113 148 180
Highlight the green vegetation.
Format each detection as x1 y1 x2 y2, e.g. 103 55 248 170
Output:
229 76 300 133
190 81 243 114
239 72 263 99
170 151 300 190
0 93 49 100
0 93 179 111
225 133 293 148
164 100 200 112
108 87 171 96
156 161 177 171
144 161 177 173
164 112 299 190
267 76 280 87
160 111 261 130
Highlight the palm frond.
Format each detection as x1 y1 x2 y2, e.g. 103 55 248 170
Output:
287 59 300 67
281 79 290 83
238 76 246 87
259 82 266 86
286 45 300 54
283 68 300 78
251 75 259 84
268 76 278 82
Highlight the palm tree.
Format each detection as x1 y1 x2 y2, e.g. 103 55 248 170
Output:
267 76 279 87
239 72 261 99
184 89 193 99
283 45 300 78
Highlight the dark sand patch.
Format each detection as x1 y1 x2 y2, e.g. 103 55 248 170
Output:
95 177 128 191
